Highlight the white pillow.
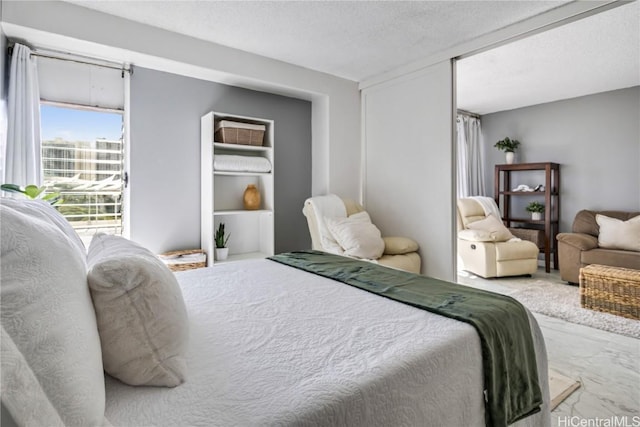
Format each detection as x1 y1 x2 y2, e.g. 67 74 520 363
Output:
1 198 86 256
87 234 189 387
326 211 385 259
1 325 64 427
596 214 640 252
0 199 106 426
466 214 514 242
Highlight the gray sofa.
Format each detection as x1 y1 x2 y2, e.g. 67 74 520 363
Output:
556 210 640 284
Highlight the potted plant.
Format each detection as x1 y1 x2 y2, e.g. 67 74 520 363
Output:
494 137 521 164
526 201 545 221
214 222 230 261
1 183 62 204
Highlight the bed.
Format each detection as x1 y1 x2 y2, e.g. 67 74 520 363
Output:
105 257 549 427
1 199 550 427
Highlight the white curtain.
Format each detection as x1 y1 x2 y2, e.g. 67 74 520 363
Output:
3 43 42 187
456 114 485 198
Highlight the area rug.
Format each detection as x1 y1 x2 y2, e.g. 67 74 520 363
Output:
510 281 640 339
549 369 580 411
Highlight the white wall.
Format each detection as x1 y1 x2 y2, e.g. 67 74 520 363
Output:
362 62 454 280
0 0 361 196
0 24 6 186
481 87 640 232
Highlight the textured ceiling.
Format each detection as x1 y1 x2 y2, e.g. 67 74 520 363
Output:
62 1 638 113
457 1 640 114
67 0 568 82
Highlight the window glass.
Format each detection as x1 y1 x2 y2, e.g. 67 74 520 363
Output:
41 103 124 244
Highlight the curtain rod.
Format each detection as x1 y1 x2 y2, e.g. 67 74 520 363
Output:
41 99 124 114
7 44 133 77
457 109 481 119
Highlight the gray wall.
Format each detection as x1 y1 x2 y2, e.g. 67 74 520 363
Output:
129 67 312 254
481 87 640 232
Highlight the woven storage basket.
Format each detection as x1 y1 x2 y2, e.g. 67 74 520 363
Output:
509 227 545 248
159 249 207 272
579 264 640 320
214 120 265 146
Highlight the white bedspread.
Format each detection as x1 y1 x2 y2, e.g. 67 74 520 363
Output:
104 259 549 427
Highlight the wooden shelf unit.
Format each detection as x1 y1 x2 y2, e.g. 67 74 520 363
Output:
494 162 560 273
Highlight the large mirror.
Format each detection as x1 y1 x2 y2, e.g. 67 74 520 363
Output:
455 1 639 283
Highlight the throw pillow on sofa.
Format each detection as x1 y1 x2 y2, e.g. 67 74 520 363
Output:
596 214 640 252
466 214 514 242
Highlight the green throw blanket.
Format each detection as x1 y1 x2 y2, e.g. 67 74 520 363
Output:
269 251 542 427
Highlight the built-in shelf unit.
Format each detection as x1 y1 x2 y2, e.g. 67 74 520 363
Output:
201 112 274 265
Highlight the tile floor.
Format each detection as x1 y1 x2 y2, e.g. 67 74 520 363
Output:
457 268 640 427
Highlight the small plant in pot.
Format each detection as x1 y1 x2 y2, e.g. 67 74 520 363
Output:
494 137 521 164
526 201 545 221
214 222 230 261
1 183 62 205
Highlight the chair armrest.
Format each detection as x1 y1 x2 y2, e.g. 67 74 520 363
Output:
383 236 419 255
457 229 495 242
556 232 598 251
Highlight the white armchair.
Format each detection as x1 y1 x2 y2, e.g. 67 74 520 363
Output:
457 197 539 278
303 195 421 274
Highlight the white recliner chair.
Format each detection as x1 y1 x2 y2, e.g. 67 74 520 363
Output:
457 197 539 278
303 195 421 274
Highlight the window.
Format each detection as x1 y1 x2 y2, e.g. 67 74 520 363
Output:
37 52 127 245
41 104 124 243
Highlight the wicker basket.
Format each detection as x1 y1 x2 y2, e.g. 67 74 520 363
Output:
214 120 265 146
159 249 207 272
509 227 545 248
579 264 640 320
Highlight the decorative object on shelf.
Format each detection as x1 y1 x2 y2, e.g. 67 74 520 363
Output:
215 120 265 146
243 184 261 210
159 249 207 272
526 201 545 220
494 137 520 164
214 222 230 261
512 184 545 192
1 183 62 205
215 248 229 261
512 184 534 192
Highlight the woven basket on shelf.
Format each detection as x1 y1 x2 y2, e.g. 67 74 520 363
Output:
579 264 640 320
159 249 207 272
214 120 265 146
